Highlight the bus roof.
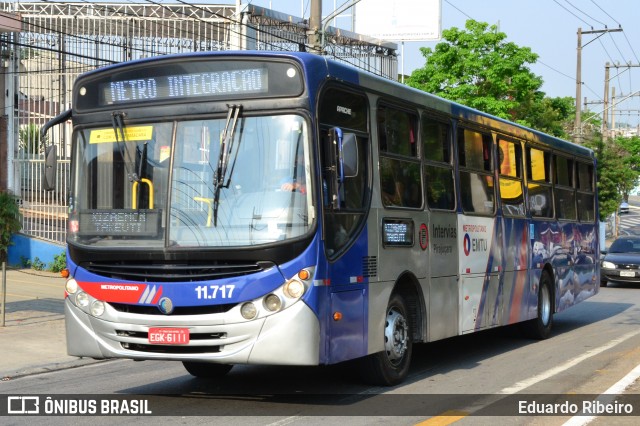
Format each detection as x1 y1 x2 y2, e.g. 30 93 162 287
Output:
79 50 593 159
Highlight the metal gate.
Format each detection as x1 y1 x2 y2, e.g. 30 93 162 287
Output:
0 2 397 245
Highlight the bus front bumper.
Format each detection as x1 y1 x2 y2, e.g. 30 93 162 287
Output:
65 298 320 366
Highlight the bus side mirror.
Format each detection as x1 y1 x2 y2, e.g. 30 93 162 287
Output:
42 144 57 191
326 128 358 210
340 132 358 178
40 108 72 191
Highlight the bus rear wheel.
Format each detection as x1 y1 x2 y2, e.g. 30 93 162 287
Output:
523 270 554 339
359 293 412 386
182 361 233 378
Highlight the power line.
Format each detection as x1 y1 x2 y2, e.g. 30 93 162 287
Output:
563 0 606 27
553 0 592 28
589 0 621 26
444 0 473 20
537 59 574 81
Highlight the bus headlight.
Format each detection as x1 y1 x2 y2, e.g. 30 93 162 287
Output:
241 302 258 320
65 278 78 295
284 279 305 299
264 294 282 312
91 300 105 316
76 291 89 308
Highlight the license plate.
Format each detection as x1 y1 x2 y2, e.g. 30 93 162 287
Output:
148 327 190 345
620 270 636 277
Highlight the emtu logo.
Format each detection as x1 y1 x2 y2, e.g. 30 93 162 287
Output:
463 233 471 256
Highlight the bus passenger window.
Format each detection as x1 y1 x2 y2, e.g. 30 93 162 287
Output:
458 129 494 215
422 116 455 211
378 104 422 209
527 147 553 218
498 139 524 217
425 165 455 210
577 162 595 222
554 155 576 220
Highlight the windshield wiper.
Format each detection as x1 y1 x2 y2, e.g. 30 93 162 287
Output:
212 104 242 226
111 111 140 183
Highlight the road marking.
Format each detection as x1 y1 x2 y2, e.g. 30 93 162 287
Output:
414 410 468 425
499 329 640 394
562 363 640 426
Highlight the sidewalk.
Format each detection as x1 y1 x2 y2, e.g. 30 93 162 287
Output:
0 268 100 380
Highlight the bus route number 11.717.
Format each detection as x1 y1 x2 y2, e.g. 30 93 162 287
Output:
195 285 236 300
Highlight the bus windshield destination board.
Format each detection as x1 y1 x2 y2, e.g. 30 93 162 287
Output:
74 59 304 110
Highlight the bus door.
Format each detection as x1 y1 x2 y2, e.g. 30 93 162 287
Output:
317 87 371 364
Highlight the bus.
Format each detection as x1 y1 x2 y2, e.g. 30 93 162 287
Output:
42 51 600 386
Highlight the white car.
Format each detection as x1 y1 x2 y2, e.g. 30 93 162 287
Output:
619 202 630 214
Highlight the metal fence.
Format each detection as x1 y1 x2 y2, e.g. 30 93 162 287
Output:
1 1 398 245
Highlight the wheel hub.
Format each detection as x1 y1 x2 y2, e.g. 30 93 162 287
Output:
384 308 408 364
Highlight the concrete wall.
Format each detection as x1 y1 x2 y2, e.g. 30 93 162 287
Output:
7 234 65 268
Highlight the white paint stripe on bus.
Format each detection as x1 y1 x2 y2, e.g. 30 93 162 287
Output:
499 329 640 394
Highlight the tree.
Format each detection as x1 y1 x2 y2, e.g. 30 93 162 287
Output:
407 20 543 126
581 131 640 220
0 191 21 263
19 123 48 154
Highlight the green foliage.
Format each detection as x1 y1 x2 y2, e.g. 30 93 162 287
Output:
49 251 67 273
582 134 640 221
406 20 577 138
405 18 640 222
407 19 543 124
19 123 48 155
0 191 22 263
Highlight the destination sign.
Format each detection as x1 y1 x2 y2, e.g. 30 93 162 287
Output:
382 218 414 247
78 209 161 237
74 58 304 111
100 68 268 105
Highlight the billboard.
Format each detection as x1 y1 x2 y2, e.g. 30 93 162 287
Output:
355 0 442 41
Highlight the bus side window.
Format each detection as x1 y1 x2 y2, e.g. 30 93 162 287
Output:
377 104 422 209
554 155 577 220
498 138 525 217
422 115 455 211
576 161 595 222
526 146 553 218
458 128 494 215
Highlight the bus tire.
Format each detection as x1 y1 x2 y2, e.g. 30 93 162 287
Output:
523 270 554 339
358 293 412 386
182 361 233 378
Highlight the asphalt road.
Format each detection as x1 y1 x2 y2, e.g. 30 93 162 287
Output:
3 284 640 425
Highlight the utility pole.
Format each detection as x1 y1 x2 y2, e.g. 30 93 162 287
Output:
611 86 616 137
574 27 623 143
603 62 610 142
575 27 582 143
308 0 322 54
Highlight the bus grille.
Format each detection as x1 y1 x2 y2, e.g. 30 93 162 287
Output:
110 303 235 315
117 330 225 354
82 261 273 282
121 343 222 354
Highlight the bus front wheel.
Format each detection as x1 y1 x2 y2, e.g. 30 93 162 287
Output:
358 293 412 386
182 361 233 378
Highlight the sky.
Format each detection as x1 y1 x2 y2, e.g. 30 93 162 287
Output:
236 0 640 127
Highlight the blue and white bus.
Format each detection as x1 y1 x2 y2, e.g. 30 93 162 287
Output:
42 51 600 385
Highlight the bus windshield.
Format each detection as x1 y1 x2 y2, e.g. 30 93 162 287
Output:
69 114 313 248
